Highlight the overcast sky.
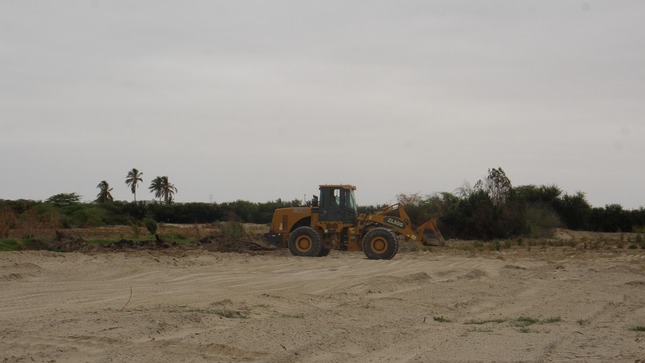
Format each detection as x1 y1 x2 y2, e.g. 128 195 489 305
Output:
1 1 644 209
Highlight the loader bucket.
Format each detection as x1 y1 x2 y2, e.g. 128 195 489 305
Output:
417 218 446 246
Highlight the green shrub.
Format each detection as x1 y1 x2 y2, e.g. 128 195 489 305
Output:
515 317 539 327
159 233 189 244
464 319 505 325
0 238 22 251
144 218 157 235
433 316 451 323
543 316 562 323
130 222 141 239
220 221 245 240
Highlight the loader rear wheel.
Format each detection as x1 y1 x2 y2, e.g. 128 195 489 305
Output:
289 227 323 257
319 248 331 257
362 227 398 260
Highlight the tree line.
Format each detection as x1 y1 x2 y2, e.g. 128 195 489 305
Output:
399 168 645 239
1 168 644 240
96 168 177 205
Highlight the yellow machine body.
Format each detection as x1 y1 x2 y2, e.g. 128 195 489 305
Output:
264 185 445 260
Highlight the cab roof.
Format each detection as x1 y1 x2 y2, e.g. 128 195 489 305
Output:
319 184 356 190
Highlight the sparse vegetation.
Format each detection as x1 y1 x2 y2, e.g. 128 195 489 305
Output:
464 319 506 325
433 316 451 323
219 221 246 240
629 325 645 332
280 313 305 319
188 309 248 319
212 309 248 319
543 316 562 324
514 316 561 327
515 316 540 327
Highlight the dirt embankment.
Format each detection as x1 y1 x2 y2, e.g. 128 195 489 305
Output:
42 230 276 254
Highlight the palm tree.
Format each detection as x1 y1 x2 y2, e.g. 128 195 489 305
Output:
149 176 164 203
149 176 178 204
161 176 178 205
96 180 114 203
125 168 143 202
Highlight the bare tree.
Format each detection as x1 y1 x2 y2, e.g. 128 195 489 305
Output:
484 167 512 206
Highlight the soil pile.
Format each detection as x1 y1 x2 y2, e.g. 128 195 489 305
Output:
49 231 100 253
197 236 275 253
36 231 276 254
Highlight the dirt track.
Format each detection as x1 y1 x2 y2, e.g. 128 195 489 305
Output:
1 248 644 362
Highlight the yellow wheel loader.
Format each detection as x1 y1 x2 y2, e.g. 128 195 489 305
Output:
264 184 445 260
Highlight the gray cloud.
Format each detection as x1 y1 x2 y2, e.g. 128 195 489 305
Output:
1 1 644 208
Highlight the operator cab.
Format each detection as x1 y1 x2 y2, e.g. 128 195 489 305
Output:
317 184 358 224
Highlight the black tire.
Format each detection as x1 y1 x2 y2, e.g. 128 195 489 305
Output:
289 227 323 257
362 227 398 260
318 248 331 257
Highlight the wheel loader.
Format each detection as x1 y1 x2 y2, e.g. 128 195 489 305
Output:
263 184 445 260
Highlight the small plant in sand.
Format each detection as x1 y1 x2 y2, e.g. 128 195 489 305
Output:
542 316 562 323
280 313 305 319
465 318 506 325
515 316 539 327
629 325 645 332
433 316 452 323
514 316 561 328
213 309 248 319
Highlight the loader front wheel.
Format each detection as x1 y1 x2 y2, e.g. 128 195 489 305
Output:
362 227 398 260
289 227 323 257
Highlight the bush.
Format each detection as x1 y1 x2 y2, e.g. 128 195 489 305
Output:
144 218 157 235
0 238 22 251
219 221 245 240
525 205 561 238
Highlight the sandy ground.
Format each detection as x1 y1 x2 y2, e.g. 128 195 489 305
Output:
1 247 644 363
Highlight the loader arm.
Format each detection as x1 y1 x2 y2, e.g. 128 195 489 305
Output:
365 204 445 245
